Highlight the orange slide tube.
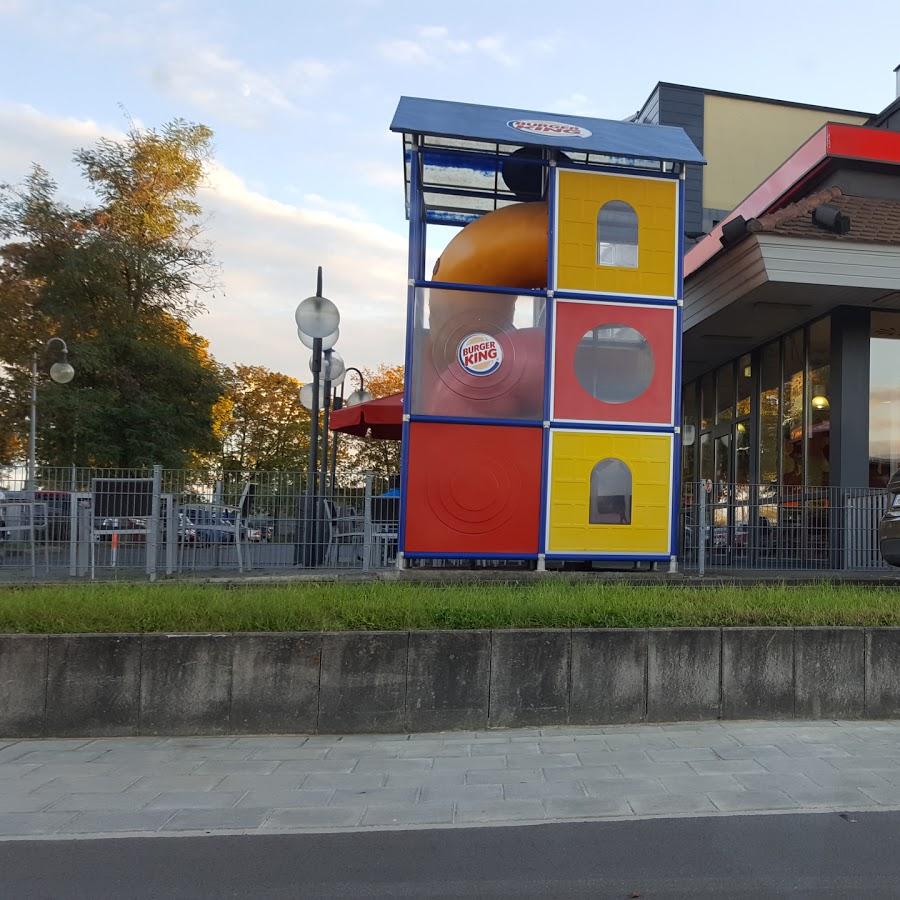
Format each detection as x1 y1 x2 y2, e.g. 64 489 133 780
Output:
427 201 548 366
421 201 549 419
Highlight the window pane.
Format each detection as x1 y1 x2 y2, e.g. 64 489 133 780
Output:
682 383 697 485
759 342 779 485
870 311 900 487
807 317 831 488
737 354 752 418
573 325 654 404
700 372 714 430
589 459 632 524
782 330 804 486
700 431 713 481
410 286 545 420
716 363 734 423
735 421 751 484
597 200 638 268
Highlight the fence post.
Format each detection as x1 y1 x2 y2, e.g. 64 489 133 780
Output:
163 493 176 575
147 465 162 581
698 491 706 577
68 464 77 577
362 473 373 572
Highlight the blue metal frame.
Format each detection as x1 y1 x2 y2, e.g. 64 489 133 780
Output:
397 141 423 558
414 279 546 297
670 174 687 557
554 159 681 181
549 420 677 434
544 552 671 562
552 290 678 307
404 551 540 560
398 125 690 567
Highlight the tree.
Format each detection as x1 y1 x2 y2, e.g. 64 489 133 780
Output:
216 365 312 472
0 120 224 469
338 363 403 478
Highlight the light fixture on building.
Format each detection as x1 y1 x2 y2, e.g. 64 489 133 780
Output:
736 422 747 433
743 365 752 378
811 394 830 411
811 204 851 235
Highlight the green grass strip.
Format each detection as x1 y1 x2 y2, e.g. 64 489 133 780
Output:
0 581 898 633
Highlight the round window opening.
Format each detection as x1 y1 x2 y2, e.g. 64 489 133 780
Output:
573 325 654 404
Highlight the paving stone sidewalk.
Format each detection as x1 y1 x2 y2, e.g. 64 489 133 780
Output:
2 720 900 839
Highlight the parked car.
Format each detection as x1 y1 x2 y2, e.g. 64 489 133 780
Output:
181 505 243 546
245 517 274 543
880 470 900 566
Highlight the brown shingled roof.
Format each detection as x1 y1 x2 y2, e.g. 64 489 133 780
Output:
746 187 900 244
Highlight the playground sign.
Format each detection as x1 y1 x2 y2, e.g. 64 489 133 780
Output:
507 119 592 139
458 333 503 376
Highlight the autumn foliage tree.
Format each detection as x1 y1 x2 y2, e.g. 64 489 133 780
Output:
215 365 312 473
0 120 224 469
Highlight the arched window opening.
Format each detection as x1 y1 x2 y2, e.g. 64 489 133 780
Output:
590 458 632 525
597 200 638 268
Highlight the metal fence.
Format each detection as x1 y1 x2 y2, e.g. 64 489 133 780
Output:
0 466 398 580
680 481 891 574
0 468 893 579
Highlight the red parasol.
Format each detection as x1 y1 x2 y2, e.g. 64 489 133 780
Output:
329 392 403 440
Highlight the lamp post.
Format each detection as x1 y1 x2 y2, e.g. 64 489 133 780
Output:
27 337 75 492
331 366 374 494
295 268 339 565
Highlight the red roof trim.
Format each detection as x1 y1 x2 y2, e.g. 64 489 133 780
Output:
684 123 900 278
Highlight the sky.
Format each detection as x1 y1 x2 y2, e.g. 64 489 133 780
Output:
2 0 899 382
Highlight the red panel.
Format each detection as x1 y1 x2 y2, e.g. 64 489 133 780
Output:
404 422 542 554
827 123 900 166
552 301 675 424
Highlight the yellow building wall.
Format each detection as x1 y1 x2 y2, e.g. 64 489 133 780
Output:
702 94 868 213
547 430 672 554
555 170 678 298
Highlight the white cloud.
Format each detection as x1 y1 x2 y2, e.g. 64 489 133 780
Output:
377 26 517 68
551 92 605 117
151 46 295 127
377 38 431 66
0 104 407 377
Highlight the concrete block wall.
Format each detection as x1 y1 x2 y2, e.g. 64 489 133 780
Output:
1 628 899 737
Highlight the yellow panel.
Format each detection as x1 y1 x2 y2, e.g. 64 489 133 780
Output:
555 170 678 298
702 94 867 214
548 430 672 554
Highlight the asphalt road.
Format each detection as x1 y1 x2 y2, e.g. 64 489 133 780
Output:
2 810 899 898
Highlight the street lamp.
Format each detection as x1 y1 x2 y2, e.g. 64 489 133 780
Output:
295 268 340 566
28 337 74 491
329 367 371 492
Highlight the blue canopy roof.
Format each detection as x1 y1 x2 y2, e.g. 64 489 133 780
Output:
391 96 705 166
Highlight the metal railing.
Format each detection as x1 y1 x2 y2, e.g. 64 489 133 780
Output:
0 468 893 579
0 466 398 580
680 481 891 574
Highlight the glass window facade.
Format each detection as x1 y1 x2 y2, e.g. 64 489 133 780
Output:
781 330 804 487
759 342 780 486
807 318 831 488
684 315 839 490
684 311 900 491
870 311 900 487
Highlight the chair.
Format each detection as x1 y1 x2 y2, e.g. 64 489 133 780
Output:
324 500 365 568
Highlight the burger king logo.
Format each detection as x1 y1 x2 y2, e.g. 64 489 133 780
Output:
507 119 592 139
458 333 502 377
